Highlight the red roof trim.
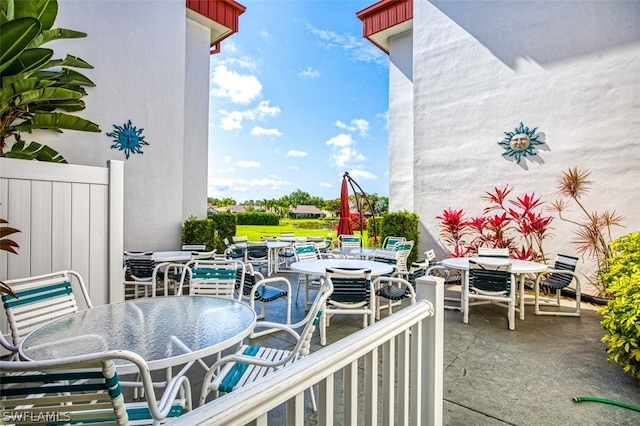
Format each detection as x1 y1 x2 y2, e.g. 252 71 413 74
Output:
357 0 413 53
186 0 246 51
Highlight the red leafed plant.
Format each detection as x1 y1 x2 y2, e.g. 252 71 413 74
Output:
437 186 554 261
1 218 20 296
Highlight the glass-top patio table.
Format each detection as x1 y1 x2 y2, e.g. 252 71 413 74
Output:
20 296 256 376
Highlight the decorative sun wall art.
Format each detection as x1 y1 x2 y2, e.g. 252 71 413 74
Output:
107 120 149 159
497 122 544 164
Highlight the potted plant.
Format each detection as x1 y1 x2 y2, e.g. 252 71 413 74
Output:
0 218 19 296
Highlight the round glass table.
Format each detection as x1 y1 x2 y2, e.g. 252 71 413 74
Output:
20 296 256 375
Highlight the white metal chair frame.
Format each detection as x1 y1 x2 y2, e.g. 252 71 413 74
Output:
465 259 516 330
381 235 406 251
236 262 292 338
178 259 240 299
182 243 206 252
292 242 324 308
321 267 375 346
0 350 192 425
534 254 581 317
338 234 362 249
1 270 93 357
123 251 174 298
477 247 510 258
373 275 416 320
199 279 334 409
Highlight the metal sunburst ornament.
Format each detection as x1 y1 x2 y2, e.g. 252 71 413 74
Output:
107 120 149 159
497 122 543 164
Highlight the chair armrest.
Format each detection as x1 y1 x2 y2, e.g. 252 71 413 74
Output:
534 268 580 285
374 276 416 301
253 321 300 339
252 276 293 296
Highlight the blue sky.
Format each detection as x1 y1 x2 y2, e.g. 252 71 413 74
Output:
207 0 389 203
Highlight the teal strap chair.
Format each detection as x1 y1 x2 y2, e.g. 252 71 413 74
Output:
236 262 292 338
534 254 581 317
465 259 516 330
321 268 374 346
179 259 239 299
199 280 334 410
0 350 191 425
1 270 92 358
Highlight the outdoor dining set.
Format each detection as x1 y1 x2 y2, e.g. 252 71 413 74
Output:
0 232 581 424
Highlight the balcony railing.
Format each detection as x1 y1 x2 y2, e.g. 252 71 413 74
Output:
171 276 444 425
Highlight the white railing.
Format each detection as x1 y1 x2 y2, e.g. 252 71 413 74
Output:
171 276 444 426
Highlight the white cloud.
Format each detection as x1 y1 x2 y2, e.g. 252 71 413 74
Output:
349 169 377 180
336 119 369 137
308 25 387 67
251 126 282 137
326 133 353 148
320 182 332 188
286 150 308 157
299 67 320 79
209 176 291 196
218 100 281 131
237 160 260 168
330 147 366 168
259 27 270 40
223 156 232 163
211 64 262 104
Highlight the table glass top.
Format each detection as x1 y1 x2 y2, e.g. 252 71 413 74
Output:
21 296 256 369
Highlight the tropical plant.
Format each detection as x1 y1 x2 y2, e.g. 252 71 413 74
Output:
437 186 554 261
0 0 100 162
0 217 19 296
551 167 625 292
599 231 640 380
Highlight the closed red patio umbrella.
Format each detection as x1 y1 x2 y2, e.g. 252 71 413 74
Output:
337 173 353 235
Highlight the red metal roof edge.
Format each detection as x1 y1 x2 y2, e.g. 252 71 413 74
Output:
186 0 246 52
357 0 413 54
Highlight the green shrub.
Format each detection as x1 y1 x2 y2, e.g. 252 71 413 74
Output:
236 212 279 226
380 211 420 264
181 213 236 253
599 231 640 380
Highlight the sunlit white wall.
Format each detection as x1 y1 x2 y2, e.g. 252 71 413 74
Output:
391 0 640 284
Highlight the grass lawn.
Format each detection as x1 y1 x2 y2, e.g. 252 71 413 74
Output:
236 219 370 245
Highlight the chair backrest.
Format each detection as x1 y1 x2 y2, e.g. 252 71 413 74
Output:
189 249 217 261
468 260 512 293
293 242 319 262
232 236 248 243
235 262 261 297
186 259 238 299
246 242 268 260
124 251 156 280
1 270 93 351
339 234 362 249
477 247 510 258
392 240 414 272
182 243 206 252
424 249 437 265
0 350 190 424
547 253 579 287
325 267 372 303
382 236 407 250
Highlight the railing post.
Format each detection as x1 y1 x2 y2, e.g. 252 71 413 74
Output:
415 275 444 426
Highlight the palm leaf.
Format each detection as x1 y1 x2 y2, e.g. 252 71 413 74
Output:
11 111 100 133
29 27 86 48
14 0 58 30
3 140 67 162
1 47 53 76
0 17 41 74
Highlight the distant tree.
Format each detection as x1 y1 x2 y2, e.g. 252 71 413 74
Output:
325 198 341 216
288 189 312 207
209 197 236 207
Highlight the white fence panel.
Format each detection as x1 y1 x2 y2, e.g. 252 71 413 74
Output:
0 158 124 353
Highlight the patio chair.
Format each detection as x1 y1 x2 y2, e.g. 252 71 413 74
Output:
236 262 292 338
223 237 244 260
0 270 93 358
199 279 334 409
179 259 239 299
321 267 375 346
292 242 324 307
246 241 269 272
123 251 171 298
0 350 191 425
338 234 362 249
374 275 416 320
534 253 581 317
423 249 463 310
189 249 217 261
477 247 510 258
182 243 206 252
465 259 516 330
381 235 406 250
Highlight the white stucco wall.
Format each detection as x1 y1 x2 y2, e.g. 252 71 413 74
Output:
399 0 640 283
30 0 211 250
388 31 415 213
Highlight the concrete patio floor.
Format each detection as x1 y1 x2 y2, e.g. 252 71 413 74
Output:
179 271 640 425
